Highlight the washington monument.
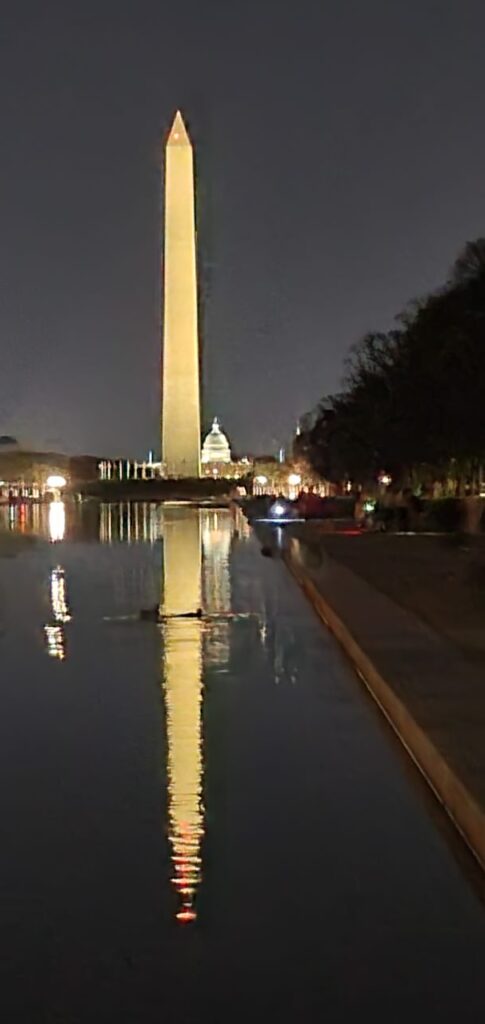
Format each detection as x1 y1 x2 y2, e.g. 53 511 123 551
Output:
162 111 201 478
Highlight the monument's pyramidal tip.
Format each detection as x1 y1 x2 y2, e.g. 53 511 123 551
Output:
167 110 191 147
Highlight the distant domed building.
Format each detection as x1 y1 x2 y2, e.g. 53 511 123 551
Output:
201 418 232 465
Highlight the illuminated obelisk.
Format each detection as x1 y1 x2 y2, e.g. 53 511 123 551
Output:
162 110 201 477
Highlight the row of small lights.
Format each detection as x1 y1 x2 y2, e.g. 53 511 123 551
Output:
255 473 301 487
0 474 67 491
257 472 392 490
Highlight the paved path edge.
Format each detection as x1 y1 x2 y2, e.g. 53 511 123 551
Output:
284 548 485 871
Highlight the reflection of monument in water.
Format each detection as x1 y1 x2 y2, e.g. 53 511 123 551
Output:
161 509 204 922
161 507 233 922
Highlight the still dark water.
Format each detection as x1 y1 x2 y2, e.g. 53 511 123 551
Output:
0 501 484 1023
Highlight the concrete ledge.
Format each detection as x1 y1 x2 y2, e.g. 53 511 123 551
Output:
283 544 485 870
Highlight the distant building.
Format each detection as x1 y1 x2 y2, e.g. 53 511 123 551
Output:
200 418 251 481
201 418 232 466
97 418 253 486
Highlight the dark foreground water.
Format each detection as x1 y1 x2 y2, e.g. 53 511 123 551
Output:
0 502 484 1023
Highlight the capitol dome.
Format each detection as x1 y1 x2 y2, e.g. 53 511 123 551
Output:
201 418 232 464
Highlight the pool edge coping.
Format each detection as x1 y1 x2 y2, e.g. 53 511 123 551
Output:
283 546 485 873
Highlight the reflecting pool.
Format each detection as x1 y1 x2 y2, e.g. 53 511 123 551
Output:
0 501 484 1022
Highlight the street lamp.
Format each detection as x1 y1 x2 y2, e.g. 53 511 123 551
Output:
46 475 67 490
254 474 268 496
378 472 392 487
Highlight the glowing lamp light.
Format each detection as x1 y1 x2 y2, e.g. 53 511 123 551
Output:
255 475 268 485
272 503 287 517
46 475 67 489
378 472 392 487
288 473 301 486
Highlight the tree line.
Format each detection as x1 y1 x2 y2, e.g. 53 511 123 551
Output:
296 239 485 493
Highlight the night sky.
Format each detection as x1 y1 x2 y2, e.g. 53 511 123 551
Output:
1 1 485 458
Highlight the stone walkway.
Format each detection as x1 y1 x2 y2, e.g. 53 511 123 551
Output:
306 531 485 663
256 525 485 868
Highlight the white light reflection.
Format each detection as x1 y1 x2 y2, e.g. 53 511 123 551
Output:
44 624 66 661
201 509 232 669
99 502 161 544
49 501 65 542
44 566 71 660
50 567 71 623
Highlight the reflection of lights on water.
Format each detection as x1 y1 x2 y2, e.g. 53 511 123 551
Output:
44 624 66 660
49 501 65 542
233 505 251 539
201 510 232 672
99 502 160 544
44 566 71 660
50 567 71 622
202 510 231 610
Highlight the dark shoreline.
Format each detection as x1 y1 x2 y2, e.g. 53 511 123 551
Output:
71 477 250 502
